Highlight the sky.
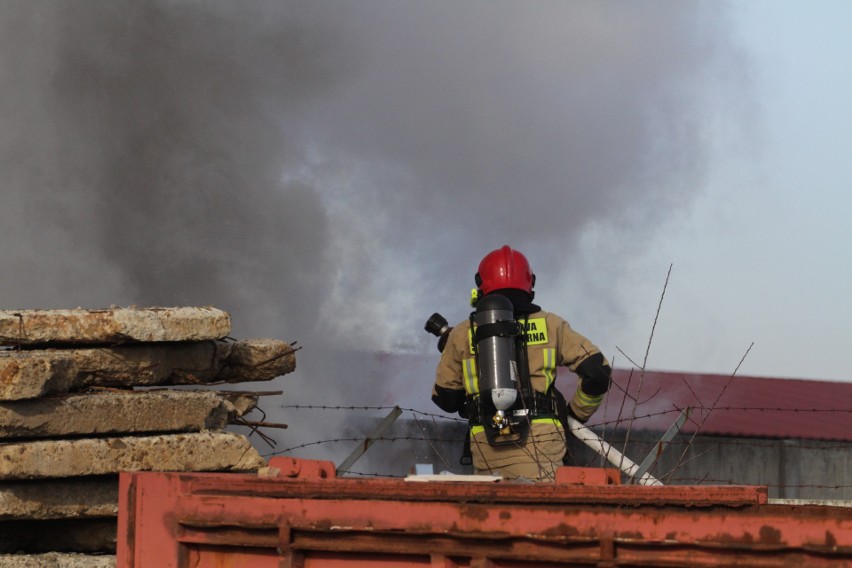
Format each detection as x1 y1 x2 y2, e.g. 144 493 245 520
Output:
0 0 849 435
613 1 852 382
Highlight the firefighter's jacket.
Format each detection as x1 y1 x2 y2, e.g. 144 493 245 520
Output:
432 310 610 424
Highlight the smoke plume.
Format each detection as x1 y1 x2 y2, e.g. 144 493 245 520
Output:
0 1 747 462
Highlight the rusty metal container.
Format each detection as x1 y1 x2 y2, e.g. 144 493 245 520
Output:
117 457 851 567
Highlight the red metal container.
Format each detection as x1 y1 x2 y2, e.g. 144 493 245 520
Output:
117 457 851 567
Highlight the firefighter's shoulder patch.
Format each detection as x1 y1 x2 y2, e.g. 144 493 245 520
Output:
522 317 549 345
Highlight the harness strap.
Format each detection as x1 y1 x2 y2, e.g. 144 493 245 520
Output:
471 417 561 436
474 320 521 342
466 390 559 427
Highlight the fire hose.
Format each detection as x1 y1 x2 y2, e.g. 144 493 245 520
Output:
566 416 663 486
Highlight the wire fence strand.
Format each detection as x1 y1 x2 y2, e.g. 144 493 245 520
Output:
248 402 852 494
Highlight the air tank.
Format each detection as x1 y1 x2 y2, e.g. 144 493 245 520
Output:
473 294 519 412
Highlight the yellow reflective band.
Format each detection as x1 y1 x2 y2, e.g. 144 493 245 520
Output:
531 417 561 427
467 327 476 355
542 348 556 391
574 389 604 406
521 317 548 345
462 358 479 395
470 417 561 436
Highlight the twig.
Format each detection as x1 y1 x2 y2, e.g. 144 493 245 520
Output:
232 416 279 449
664 342 754 483
412 411 454 472
642 263 672 370
596 354 617 467
636 386 662 407
622 264 673 467
615 346 642 370
680 376 702 405
658 447 715 481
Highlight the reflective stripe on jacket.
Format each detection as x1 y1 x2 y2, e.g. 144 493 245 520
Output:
433 310 605 404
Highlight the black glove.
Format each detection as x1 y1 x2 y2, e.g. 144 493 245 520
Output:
432 385 465 414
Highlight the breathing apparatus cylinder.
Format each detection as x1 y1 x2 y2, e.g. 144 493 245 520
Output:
473 294 520 423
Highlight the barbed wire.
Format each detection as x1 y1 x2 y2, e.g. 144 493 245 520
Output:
271 402 852 442
264 435 464 457
276 404 467 423
275 403 852 417
257 400 852 491
665 478 852 491
608 437 851 450
264 433 850 456
263 403 852 450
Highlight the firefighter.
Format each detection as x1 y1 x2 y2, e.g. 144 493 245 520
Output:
431 245 611 481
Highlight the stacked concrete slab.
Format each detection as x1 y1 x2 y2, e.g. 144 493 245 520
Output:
0 307 295 567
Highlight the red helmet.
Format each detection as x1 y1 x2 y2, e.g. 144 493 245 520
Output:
475 245 535 295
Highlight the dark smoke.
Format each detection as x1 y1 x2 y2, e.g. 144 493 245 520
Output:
1 2 354 338
0 1 747 464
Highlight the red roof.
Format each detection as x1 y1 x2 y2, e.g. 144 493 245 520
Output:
581 369 852 442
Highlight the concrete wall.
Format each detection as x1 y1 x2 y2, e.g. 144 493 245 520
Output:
342 418 852 500
569 429 851 500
